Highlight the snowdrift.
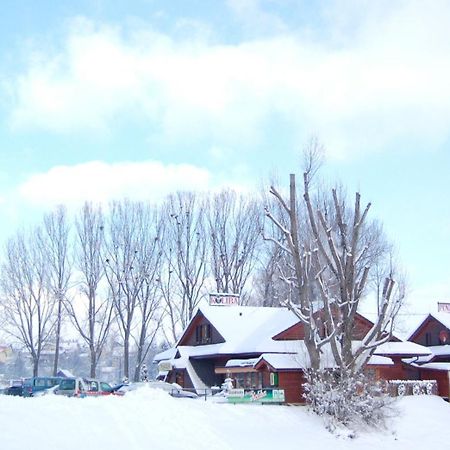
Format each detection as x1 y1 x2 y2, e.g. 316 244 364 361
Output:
0 386 449 450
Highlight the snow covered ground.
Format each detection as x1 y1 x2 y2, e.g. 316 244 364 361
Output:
0 387 449 450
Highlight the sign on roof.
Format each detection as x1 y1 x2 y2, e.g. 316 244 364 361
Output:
209 293 239 306
438 302 450 313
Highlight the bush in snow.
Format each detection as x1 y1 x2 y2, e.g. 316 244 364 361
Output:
304 369 392 431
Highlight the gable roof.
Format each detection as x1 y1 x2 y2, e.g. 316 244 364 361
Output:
199 304 299 344
408 312 450 341
373 341 431 357
177 304 299 348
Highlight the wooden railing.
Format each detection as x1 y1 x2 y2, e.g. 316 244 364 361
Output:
387 380 438 397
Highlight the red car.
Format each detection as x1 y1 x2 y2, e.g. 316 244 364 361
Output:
84 379 113 396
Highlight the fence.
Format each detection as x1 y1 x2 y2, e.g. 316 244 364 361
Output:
387 380 438 397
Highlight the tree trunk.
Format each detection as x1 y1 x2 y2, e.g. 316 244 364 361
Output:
123 333 130 379
33 356 39 377
90 346 97 378
53 297 62 376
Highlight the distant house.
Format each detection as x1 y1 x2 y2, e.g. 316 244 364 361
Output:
154 305 430 403
408 312 450 398
0 346 13 364
409 312 450 348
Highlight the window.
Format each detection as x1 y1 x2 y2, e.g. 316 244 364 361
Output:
231 372 262 389
195 323 212 344
60 379 75 390
269 372 279 387
425 332 432 346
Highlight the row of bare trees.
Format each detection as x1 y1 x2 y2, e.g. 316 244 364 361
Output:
0 144 405 393
0 191 265 379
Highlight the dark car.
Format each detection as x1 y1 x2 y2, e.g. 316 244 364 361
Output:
22 376 63 397
1 380 24 396
4 385 24 396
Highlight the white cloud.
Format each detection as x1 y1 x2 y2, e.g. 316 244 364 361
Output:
8 1 450 157
18 160 213 207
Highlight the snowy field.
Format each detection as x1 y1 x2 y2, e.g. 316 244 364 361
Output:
0 388 449 450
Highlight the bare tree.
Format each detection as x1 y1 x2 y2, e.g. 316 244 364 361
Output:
265 143 404 375
253 242 287 307
68 202 113 378
104 200 163 380
0 228 56 376
132 212 164 382
208 190 261 303
160 192 208 342
42 205 71 375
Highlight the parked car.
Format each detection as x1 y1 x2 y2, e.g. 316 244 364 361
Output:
22 376 63 397
109 382 128 395
84 379 113 396
3 380 24 396
55 377 88 397
33 385 60 397
115 381 198 398
1 380 25 396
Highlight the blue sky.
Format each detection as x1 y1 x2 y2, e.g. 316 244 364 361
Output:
0 0 449 316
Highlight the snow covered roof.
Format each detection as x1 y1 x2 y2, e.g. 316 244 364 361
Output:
373 341 431 357
254 347 395 370
426 344 450 356
199 304 299 344
407 312 450 340
176 339 301 359
225 358 259 368
255 353 305 370
57 369 76 378
417 362 450 371
367 355 394 366
403 344 450 365
429 312 450 330
153 347 178 363
172 305 302 356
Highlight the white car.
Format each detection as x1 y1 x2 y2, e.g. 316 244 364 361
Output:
33 385 60 397
116 381 198 398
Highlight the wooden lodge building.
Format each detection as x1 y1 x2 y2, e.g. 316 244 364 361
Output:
407 311 450 398
154 304 433 403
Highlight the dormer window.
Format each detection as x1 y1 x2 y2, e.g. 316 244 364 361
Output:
195 323 212 345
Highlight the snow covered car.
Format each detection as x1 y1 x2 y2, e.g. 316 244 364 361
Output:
115 381 198 398
33 385 60 397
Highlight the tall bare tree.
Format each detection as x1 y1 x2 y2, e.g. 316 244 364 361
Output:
0 228 56 376
265 143 404 375
104 200 163 380
160 192 208 342
68 202 113 378
208 190 261 303
132 212 164 382
42 205 71 376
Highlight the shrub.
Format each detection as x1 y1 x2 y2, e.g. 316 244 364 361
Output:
304 369 392 431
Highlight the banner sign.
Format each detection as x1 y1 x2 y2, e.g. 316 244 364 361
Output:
209 293 239 306
228 388 285 404
438 302 450 313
